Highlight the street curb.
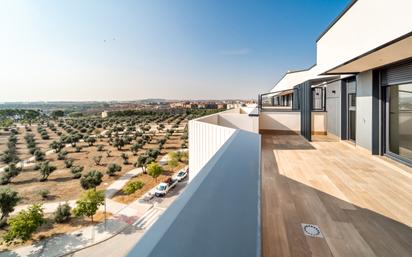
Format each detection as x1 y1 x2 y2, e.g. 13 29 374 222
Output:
58 220 131 257
59 205 155 256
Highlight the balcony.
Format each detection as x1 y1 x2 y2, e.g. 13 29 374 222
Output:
127 109 261 257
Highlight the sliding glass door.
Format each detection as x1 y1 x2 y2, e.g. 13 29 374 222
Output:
387 83 412 162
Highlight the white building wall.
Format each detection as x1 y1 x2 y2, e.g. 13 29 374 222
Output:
188 118 236 182
317 0 412 73
259 112 300 131
356 71 373 151
218 114 259 133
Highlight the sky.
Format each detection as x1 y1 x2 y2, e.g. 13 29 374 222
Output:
0 0 350 102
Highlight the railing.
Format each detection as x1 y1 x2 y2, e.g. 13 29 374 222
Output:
127 109 261 257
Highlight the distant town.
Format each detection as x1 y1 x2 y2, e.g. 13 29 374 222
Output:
0 99 256 117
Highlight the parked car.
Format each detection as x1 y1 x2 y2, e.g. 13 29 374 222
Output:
155 178 177 197
140 191 155 202
174 168 188 182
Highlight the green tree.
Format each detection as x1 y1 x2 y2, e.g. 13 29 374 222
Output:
120 153 129 164
113 137 125 150
80 170 103 190
134 155 149 171
3 204 44 244
34 149 45 161
106 163 122 176
0 188 20 227
168 152 180 171
130 143 141 156
146 162 163 181
93 155 102 165
39 161 57 181
85 136 96 146
73 189 104 222
51 110 65 118
0 163 22 185
57 150 68 160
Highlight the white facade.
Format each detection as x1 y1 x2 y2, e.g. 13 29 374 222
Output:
317 0 412 74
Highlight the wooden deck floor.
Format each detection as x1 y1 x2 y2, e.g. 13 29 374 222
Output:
261 133 412 257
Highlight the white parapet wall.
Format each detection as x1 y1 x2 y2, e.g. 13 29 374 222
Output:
312 112 327 135
259 111 300 132
218 113 259 133
189 116 236 182
189 108 259 181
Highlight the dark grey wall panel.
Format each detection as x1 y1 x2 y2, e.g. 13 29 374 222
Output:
297 82 312 141
341 80 348 140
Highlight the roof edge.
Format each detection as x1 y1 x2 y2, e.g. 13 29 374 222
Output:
316 0 358 43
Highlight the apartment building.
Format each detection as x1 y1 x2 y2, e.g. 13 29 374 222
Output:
128 1 412 256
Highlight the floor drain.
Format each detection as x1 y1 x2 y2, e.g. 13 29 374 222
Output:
301 223 323 238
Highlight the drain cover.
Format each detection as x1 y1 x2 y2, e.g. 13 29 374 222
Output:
301 223 323 238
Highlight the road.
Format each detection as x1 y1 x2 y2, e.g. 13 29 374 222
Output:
69 180 188 257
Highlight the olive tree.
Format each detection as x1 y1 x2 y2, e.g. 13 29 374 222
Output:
0 188 20 227
39 161 57 181
80 170 103 190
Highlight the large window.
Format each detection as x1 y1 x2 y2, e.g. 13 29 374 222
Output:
388 83 412 161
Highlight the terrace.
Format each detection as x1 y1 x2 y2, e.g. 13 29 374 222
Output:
128 108 412 257
262 132 412 257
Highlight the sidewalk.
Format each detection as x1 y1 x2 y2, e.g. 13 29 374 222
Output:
105 168 143 198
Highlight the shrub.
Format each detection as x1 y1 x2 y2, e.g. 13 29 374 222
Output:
123 181 144 195
70 165 84 179
38 189 49 199
75 146 82 152
3 204 44 244
54 203 71 223
93 155 102 166
106 163 122 176
64 159 74 168
97 145 104 152
57 150 68 160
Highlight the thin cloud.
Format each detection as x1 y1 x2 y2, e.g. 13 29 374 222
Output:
219 48 251 56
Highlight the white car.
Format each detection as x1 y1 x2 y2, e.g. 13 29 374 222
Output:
155 178 177 197
174 169 188 182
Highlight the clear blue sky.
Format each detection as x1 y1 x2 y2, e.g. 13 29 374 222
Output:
0 0 350 101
